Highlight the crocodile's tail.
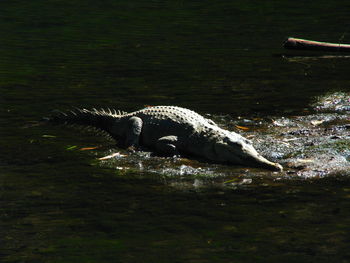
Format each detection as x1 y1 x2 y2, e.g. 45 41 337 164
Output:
46 108 123 138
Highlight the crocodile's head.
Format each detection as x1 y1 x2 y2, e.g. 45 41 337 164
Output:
213 135 283 171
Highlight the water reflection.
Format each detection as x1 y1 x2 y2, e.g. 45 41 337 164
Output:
282 54 350 62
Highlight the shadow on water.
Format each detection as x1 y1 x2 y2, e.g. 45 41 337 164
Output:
1 0 350 262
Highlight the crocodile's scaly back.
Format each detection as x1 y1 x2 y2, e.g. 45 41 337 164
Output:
122 106 216 126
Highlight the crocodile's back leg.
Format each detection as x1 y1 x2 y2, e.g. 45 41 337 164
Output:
123 116 143 148
155 135 179 156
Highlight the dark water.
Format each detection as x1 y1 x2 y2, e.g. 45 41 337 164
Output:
1 1 350 262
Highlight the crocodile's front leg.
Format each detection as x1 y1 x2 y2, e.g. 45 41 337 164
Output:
123 116 143 148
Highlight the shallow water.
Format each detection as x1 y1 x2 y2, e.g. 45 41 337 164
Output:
1 1 350 262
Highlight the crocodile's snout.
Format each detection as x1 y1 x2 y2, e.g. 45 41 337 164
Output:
242 144 283 171
215 137 283 171
257 158 283 171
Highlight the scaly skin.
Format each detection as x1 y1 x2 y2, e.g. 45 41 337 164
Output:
50 106 283 171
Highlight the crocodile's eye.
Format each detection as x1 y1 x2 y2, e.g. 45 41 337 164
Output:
244 138 252 145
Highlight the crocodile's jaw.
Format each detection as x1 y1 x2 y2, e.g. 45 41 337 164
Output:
238 143 283 171
214 139 283 171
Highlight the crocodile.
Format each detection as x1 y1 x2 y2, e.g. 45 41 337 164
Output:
49 106 283 171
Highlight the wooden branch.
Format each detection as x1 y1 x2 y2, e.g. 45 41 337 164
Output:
283 37 350 52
